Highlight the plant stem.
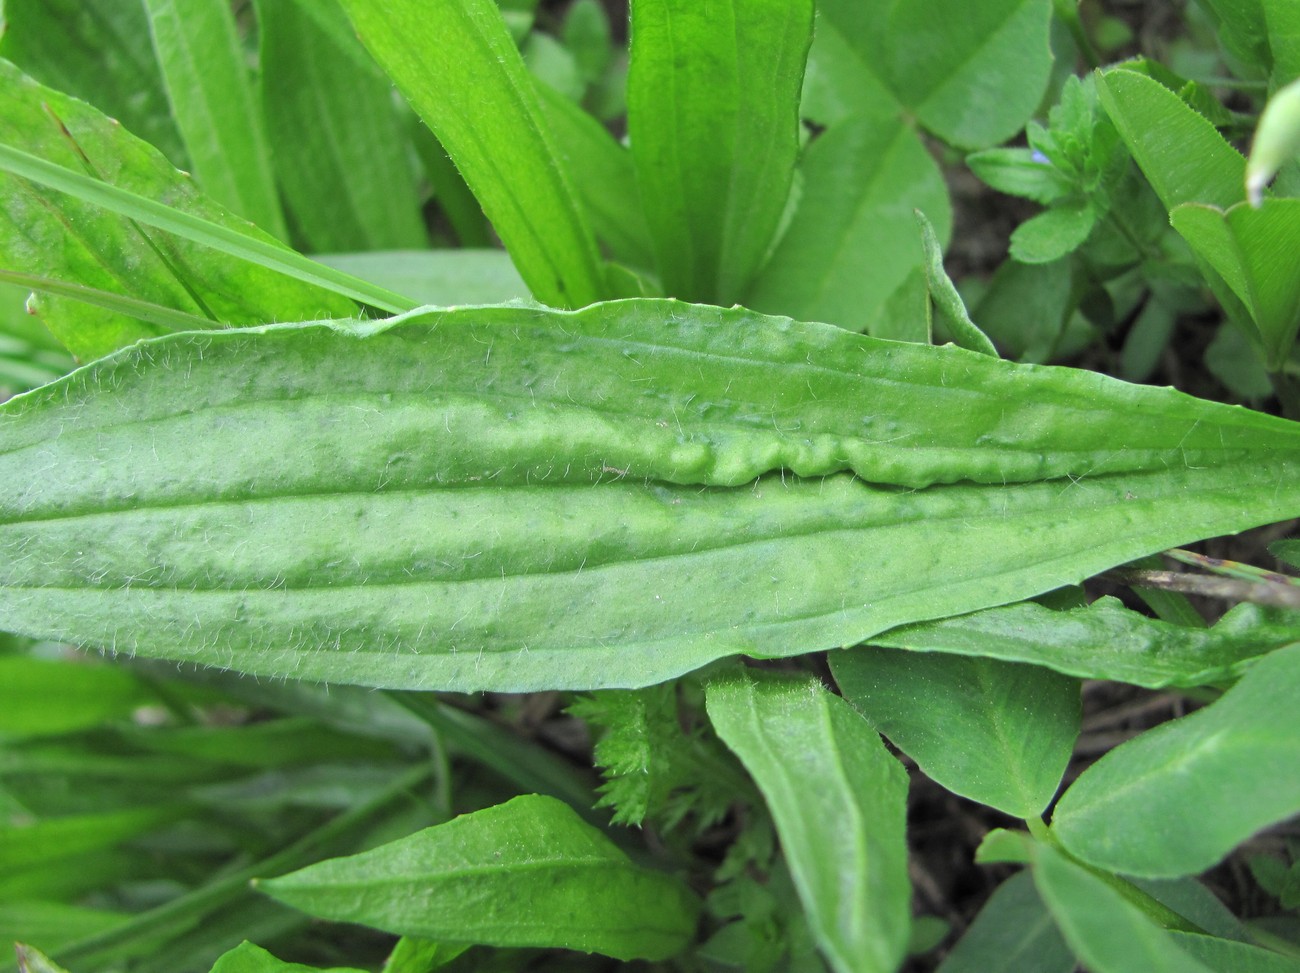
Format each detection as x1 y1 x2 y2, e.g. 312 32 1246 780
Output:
1106 568 1300 609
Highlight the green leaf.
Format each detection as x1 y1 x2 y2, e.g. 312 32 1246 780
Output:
15 944 73 973
1095 68 1245 212
334 0 605 308
1170 199 1300 368
313 251 527 306
1009 202 1097 264
971 258 1079 364
209 941 366 973
143 0 287 240
867 597 1298 689
380 937 468 973
258 793 700 962
832 650 1078 817
814 0 1054 149
0 0 185 165
935 872 1074 973
628 0 814 304
1032 843 1218 973
1166 931 1300 972
746 116 950 333
0 656 151 738
254 0 427 252
3 301 1300 692
917 211 998 356
1247 78 1300 205
707 670 911 973
1053 642 1300 877
537 85 655 272
0 60 357 359
966 148 1074 205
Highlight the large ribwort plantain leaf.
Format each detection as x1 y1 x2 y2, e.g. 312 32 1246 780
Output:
2 300 1300 691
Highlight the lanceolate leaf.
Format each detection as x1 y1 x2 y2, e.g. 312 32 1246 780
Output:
258 794 700 962
865 597 1300 689
2 301 1300 692
0 59 355 359
334 0 605 308
628 0 814 304
707 670 911 973
1052 642 1300 878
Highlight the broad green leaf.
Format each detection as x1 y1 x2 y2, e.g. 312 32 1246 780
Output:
1032 843 1217 973
0 656 151 737
537 85 654 272
254 0 427 252
313 251 527 306
0 60 356 359
0 0 184 165
258 793 699 962
210 941 366 973
1171 199 1300 367
707 670 911 973
1166 932 1300 973
747 116 950 333
628 0 814 303
1009 202 1096 264
144 0 287 240
1053 642 1300 877
935 872 1074 973
335 0 605 308
867 597 1300 689
1266 1 1300 87
3 301 1300 691
971 258 1078 364
1196 0 1272 77
1096 68 1245 212
917 211 997 356
832 650 1078 817
814 0 1054 149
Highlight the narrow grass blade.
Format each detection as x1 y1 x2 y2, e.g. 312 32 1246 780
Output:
335 0 605 308
708 670 911 973
144 0 287 239
0 270 215 334
0 144 415 315
628 0 814 304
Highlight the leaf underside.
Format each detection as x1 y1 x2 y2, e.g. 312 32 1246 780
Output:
1 300 1299 692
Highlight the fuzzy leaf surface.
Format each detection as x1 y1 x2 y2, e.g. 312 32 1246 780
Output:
0 59 354 359
258 794 699 962
708 670 911 973
2 301 1300 691
866 597 1300 689
1053 642 1300 878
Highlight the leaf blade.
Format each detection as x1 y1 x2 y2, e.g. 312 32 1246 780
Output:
707 670 911 973
257 794 699 962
